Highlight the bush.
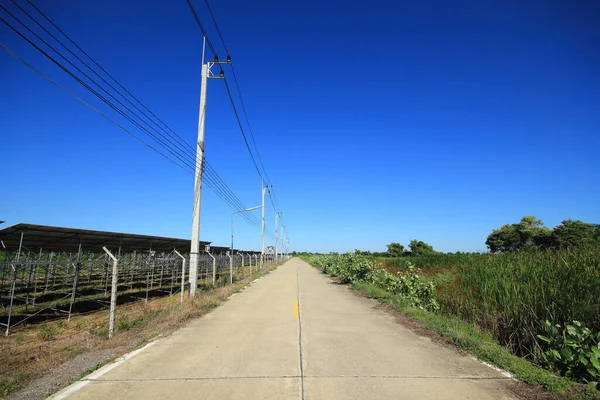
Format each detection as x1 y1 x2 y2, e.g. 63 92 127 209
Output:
308 253 438 311
537 320 600 383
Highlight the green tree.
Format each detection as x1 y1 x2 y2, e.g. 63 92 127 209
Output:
486 216 551 253
408 240 436 256
386 242 405 257
552 220 599 248
514 216 551 249
486 224 520 253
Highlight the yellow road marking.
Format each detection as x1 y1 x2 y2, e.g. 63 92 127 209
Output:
293 300 299 319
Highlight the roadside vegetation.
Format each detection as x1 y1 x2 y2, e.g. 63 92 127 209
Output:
300 216 600 398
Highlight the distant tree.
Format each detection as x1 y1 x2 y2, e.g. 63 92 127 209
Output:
408 240 436 256
486 216 552 253
386 242 405 257
514 216 551 249
552 220 599 248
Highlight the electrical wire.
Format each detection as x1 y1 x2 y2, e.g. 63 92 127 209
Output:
0 6 259 228
195 0 287 231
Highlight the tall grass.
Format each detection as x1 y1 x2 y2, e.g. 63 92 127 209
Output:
378 246 600 359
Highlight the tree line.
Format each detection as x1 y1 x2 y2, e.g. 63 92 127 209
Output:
294 216 599 257
358 216 599 257
485 216 599 253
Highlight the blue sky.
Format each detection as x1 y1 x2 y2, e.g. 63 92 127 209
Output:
1 0 599 253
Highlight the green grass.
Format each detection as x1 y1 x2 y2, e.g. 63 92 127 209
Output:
352 281 573 393
375 246 600 358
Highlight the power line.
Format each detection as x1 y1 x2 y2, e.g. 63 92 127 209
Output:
185 0 269 185
0 42 191 174
185 0 219 60
0 4 259 228
5 3 197 168
0 40 257 228
23 0 198 163
199 0 282 215
221 75 265 181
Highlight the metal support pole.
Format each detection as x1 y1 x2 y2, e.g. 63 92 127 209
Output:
68 243 82 322
4 232 23 336
174 250 186 303
102 247 118 339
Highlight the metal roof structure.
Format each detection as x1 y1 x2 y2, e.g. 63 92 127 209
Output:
0 223 213 254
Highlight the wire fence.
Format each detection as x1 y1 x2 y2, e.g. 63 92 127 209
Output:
1 250 277 336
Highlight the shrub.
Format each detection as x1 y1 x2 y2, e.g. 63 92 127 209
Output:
537 320 600 383
308 253 438 311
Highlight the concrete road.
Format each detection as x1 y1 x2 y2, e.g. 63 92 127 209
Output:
52 258 516 400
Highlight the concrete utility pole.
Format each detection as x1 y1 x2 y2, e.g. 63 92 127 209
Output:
189 37 230 297
260 185 273 269
274 212 281 263
260 184 270 269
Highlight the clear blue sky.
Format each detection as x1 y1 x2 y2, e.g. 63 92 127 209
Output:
1 0 599 253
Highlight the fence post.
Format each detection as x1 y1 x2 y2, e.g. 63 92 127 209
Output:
174 250 186 303
68 243 82 322
4 232 24 336
102 247 118 339
205 246 216 285
226 251 233 285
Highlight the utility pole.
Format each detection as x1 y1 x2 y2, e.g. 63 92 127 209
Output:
189 38 230 297
260 184 270 269
274 212 281 263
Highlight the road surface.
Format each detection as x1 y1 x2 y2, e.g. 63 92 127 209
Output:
52 258 516 399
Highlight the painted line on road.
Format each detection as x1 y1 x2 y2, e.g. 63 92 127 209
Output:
49 340 159 399
293 299 299 319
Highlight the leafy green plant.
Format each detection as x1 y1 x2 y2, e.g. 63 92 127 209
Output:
308 253 438 311
537 320 600 383
117 317 133 332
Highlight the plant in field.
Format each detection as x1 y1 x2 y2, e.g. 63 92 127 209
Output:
537 320 600 383
38 324 57 341
309 254 438 312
